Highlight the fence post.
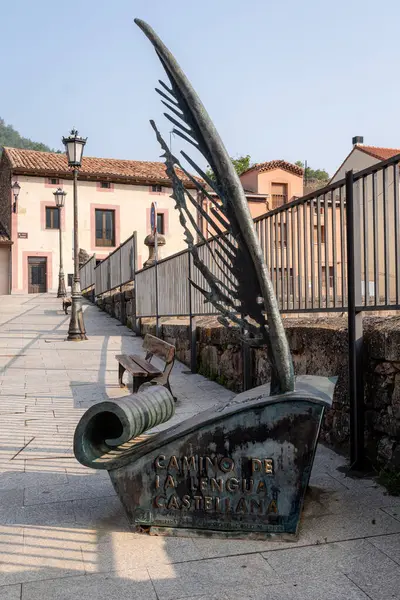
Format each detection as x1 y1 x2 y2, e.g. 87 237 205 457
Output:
119 247 126 325
92 254 96 301
241 306 252 391
155 260 160 338
132 232 139 334
188 252 197 373
242 341 251 392
346 170 365 469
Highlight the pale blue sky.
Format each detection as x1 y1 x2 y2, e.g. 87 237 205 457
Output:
1 0 399 176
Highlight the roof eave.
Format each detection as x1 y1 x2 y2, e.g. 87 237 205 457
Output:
9 167 197 189
240 164 303 178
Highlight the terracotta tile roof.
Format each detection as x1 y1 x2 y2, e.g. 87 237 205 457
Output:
241 159 303 178
2 147 197 187
0 222 10 243
357 144 400 161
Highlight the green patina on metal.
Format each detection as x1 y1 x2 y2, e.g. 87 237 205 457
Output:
134 18 294 396
73 19 337 538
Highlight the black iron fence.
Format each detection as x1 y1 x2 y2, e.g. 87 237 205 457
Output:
133 154 400 319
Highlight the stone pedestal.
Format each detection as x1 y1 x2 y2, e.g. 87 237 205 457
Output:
144 233 166 267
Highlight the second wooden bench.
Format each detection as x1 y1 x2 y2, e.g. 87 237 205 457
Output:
116 334 176 397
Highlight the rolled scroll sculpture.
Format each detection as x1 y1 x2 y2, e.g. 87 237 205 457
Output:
74 19 337 538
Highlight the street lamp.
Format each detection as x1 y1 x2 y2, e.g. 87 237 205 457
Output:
62 128 87 341
12 181 21 213
54 188 67 298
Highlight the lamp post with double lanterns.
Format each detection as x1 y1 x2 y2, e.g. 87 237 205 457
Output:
12 181 21 213
53 188 67 298
62 129 87 341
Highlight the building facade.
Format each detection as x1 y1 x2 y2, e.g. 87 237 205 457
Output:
330 137 400 183
239 159 304 208
0 148 197 294
199 160 304 239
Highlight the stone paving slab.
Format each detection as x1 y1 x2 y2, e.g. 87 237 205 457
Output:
0 294 399 599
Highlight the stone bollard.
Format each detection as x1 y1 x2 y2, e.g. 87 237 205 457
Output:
143 233 166 267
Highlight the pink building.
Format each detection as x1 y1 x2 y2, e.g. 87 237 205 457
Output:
240 159 304 208
199 159 304 238
0 148 198 294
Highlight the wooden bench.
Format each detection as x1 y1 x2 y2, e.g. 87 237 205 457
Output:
116 334 176 397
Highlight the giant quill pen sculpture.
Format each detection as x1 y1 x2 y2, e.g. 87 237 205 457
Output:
73 19 337 538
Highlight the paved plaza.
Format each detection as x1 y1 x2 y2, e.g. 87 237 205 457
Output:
0 294 399 599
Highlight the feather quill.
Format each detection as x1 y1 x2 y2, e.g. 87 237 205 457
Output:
135 18 294 394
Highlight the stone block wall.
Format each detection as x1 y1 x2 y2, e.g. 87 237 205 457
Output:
143 316 399 469
94 287 136 330
92 289 399 469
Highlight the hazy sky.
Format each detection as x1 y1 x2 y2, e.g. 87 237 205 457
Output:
1 0 399 176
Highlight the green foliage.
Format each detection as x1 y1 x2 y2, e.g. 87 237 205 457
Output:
206 154 252 181
296 160 329 181
378 467 400 496
0 118 55 154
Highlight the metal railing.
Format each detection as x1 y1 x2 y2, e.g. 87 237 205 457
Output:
134 154 400 319
80 254 96 292
133 154 400 469
92 232 137 296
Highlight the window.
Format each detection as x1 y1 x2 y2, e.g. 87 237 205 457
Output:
45 207 60 229
68 274 73 287
271 183 288 208
48 177 60 185
95 209 115 246
100 181 111 189
156 213 165 234
152 184 162 193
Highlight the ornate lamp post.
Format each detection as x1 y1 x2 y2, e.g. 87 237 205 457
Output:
12 181 21 213
62 129 87 340
54 188 67 298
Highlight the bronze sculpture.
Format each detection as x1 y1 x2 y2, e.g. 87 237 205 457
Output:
73 19 336 538
134 19 294 396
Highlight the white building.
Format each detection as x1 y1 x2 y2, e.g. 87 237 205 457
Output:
330 136 400 183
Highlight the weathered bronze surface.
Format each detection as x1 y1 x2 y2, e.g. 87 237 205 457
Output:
134 17 294 395
75 377 335 536
73 20 338 538
74 384 175 469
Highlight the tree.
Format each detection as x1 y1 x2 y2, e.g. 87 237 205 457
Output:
206 154 252 181
296 161 329 181
79 249 91 268
0 118 56 154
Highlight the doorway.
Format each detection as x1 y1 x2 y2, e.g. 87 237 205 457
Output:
0 247 10 295
28 257 47 293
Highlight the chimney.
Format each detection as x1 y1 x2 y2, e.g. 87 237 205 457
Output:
352 136 364 146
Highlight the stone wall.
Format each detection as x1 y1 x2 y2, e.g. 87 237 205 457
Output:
94 287 136 329
141 316 400 469
93 290 400 469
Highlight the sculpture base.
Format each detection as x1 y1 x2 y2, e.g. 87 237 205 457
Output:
105 376 336 537
140 524 299 541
